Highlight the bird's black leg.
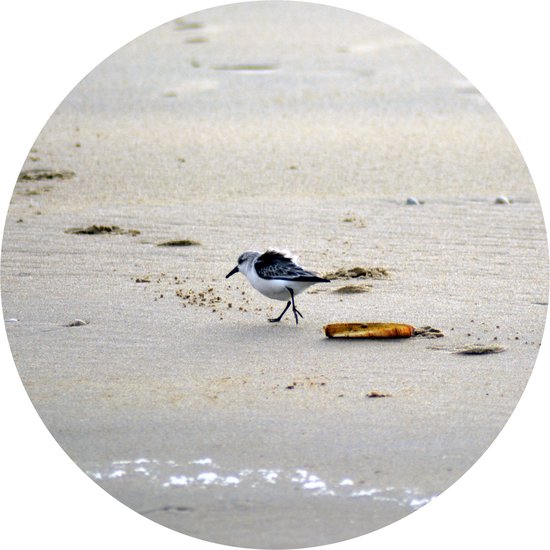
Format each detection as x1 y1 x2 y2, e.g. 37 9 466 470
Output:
269 301 291 323
287 288 303 325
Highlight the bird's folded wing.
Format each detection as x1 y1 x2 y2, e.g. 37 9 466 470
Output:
255 250 327 281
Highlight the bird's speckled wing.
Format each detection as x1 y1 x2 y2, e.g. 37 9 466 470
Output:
255 249 328 282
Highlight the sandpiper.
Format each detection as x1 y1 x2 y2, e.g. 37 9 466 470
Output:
226 248 330 324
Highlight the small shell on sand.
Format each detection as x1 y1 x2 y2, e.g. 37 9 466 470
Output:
495 195 511 204
406 197 420 205
324 322 414 339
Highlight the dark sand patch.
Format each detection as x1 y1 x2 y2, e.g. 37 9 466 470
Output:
157 239 201 247
429 343 507 354
186 37 209 44
454 343 507 355
323 267 391 280
212 64 279 72
18 168 75 181
64 225 140 236
333 284 372 294
20 186 52 196
174 19 205 31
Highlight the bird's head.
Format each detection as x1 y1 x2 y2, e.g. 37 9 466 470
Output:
225 251 260 278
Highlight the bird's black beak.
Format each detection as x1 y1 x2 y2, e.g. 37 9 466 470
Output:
226 266 239 279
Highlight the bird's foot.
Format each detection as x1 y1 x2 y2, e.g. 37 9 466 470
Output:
292 307 304 324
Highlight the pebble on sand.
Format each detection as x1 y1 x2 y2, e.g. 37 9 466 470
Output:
495 195 511 205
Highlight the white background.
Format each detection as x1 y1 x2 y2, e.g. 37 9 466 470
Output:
1 1 548 549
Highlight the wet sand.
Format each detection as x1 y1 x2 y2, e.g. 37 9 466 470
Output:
1 2 548 548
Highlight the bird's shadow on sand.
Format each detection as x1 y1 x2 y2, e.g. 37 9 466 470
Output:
210 320 322 347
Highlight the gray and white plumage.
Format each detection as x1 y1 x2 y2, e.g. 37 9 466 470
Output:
225 248 330 324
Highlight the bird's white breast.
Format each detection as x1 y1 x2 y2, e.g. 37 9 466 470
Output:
244 264 313 301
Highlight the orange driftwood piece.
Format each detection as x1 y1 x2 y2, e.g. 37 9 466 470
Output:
324 322 415 339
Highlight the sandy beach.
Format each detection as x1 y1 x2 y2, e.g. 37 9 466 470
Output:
1 2 548 548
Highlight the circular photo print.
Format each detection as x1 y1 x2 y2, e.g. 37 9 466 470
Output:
2 2 548 548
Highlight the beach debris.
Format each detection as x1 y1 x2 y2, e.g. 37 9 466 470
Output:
64 225 141 236
18 168 75 182
324 322 415 339
333 284 372 294
405 197 421 205
65 319 89 327
135 277 151 283
454 343 507 355
413 326 444 338
323 266 391 280
366 391 391 398
157 239 201 247
495 195 511 205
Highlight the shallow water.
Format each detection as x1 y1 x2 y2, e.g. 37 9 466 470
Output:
87 456 435 509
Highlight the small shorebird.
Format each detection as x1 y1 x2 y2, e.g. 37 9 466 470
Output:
225 248 330 324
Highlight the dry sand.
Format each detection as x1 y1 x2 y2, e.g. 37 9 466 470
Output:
1 2 548 548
